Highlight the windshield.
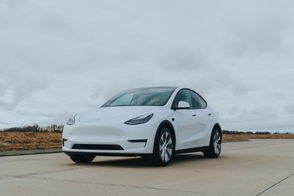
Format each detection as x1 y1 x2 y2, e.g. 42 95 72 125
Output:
102 87 176 107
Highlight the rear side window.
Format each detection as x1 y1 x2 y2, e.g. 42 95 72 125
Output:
190 91 207 109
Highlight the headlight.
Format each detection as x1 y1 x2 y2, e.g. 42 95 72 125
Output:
124 113 154 125
67 114 76 125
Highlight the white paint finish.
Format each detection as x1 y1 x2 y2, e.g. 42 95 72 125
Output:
173 109 210 149
62 87 219 157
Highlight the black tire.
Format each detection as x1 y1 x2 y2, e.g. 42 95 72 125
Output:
69 154 95 163
204 128 222 158
149 127 174 167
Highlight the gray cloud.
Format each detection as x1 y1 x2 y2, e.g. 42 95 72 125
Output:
231 81 255 95
0 119 9 125
0 100 15 111
16 110 32 116
284 103 294 115
1 0 294 132
38 111 73 126
0 68 50 110
224 0 294 56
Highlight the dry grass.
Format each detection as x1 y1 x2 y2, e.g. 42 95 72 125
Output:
0 132 62 151
223 134 294 141
1 132 294 152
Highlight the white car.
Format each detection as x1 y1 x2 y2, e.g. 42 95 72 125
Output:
62 87 222 166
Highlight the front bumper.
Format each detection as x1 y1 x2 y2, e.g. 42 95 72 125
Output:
62 120 158 155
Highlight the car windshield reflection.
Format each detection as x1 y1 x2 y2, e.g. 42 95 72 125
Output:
102 87 176 107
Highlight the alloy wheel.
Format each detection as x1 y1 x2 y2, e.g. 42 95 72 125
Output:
159 131 173 162
213 131 221 155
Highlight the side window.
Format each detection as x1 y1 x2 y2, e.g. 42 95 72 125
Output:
172 89 193 108
190 91 207 109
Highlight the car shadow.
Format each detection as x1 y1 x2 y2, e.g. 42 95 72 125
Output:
172 153 206 164
91 157 150 168
66 153 208 168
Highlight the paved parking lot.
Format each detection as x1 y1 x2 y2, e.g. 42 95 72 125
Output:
1 139 294 196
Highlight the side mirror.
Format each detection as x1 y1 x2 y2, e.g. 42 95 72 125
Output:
172 101 190 110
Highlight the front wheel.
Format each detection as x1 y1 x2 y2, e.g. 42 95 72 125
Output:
69 154 95 163
149 127 173 167
204 129 221 158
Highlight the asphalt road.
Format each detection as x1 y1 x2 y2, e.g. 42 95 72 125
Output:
1 139 294 196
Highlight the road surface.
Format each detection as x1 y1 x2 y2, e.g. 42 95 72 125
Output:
1 139 294 196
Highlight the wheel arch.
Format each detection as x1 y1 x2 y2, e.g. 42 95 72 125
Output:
155 120 176 149
203 124 222 158
212 123 222 139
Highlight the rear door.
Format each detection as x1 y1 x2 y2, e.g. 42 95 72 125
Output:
189 90 211 147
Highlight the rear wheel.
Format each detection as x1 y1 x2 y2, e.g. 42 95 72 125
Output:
149 127 173 166
69 154 95 163
204 128 221 158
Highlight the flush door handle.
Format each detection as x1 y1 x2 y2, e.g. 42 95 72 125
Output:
192 114 196 117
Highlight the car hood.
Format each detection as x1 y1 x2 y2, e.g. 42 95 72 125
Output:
78 106 163 123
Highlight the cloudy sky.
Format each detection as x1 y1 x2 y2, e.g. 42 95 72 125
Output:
1 0 294 133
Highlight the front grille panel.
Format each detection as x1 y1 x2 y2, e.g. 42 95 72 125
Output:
72 144 124 150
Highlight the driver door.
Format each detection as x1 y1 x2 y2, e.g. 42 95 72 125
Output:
172 89 210 150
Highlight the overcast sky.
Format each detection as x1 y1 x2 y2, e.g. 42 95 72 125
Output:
1 0 294 133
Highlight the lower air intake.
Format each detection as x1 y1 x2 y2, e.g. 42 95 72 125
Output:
72 144 124 150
